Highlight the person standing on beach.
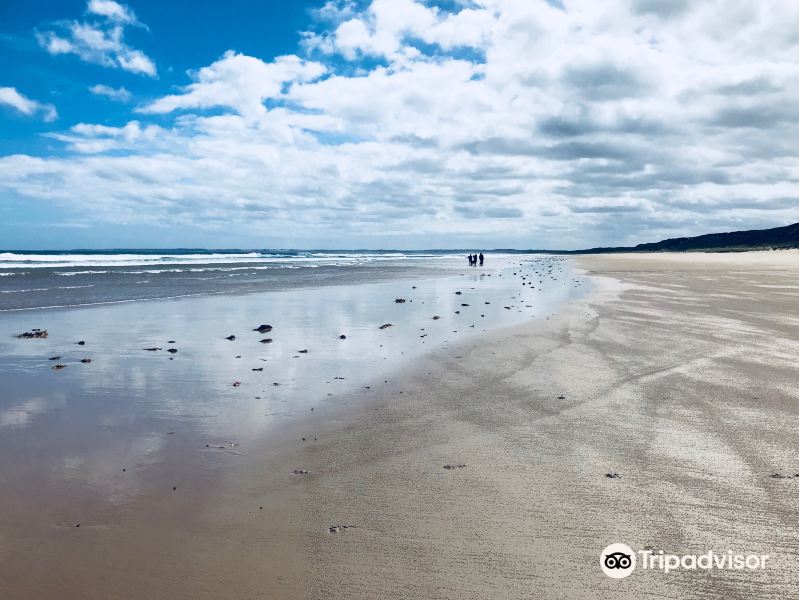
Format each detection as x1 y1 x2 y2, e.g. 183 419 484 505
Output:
467 254 473 266
479 252 484 266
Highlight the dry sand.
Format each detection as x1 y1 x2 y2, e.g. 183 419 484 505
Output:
7 251 799 599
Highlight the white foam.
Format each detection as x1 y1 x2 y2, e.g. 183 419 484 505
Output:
0 251 465 270
0 288 50 294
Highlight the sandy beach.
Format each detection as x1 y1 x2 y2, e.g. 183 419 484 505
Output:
3 251 799 599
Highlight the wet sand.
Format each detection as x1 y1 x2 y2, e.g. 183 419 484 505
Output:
4 252 799 598
277 251 799 599
0 255 579 599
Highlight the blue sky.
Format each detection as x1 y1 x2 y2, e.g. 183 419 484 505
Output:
2 0 799 250
0 1 313 154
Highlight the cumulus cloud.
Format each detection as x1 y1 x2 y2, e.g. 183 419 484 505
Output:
45 120 164 154
6 0 799 247
87 0 137 24
305 0 492 62
37 0 156 76
140 51 326 120
89 83 132 101
0 87 57 121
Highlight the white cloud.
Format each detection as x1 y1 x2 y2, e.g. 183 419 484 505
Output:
87 0 137 24
140 51 326 120
45 120 164 153
321 0 496 62
89 83 132 101
7 0 799 247
0 87 57 121
37 1 156 76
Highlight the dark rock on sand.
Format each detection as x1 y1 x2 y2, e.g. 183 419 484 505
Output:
298 349 309 353
292 469 310 475
379 323 393 329
443 464 466 470
77 341 85 345
225 335 236 341
17 329 48 339
233 381 241 387
260 338 273 344
328 525 355 533
432 315 441 320
252 367 263 371
339 334 347 339
143 347 161 351
605 473 622 479
395 298 406 303
167 348 178 354
48 356 61 361
254 324 273 333
52 364 67 370
80 358 92 364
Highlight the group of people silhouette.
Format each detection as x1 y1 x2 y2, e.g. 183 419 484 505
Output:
468 252 484 267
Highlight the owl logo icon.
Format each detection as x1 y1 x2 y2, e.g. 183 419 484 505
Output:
600 543 636 578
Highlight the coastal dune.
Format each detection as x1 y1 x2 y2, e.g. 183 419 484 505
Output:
281 251 799 598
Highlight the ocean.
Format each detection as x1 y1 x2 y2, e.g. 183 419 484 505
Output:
0 249 470 311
